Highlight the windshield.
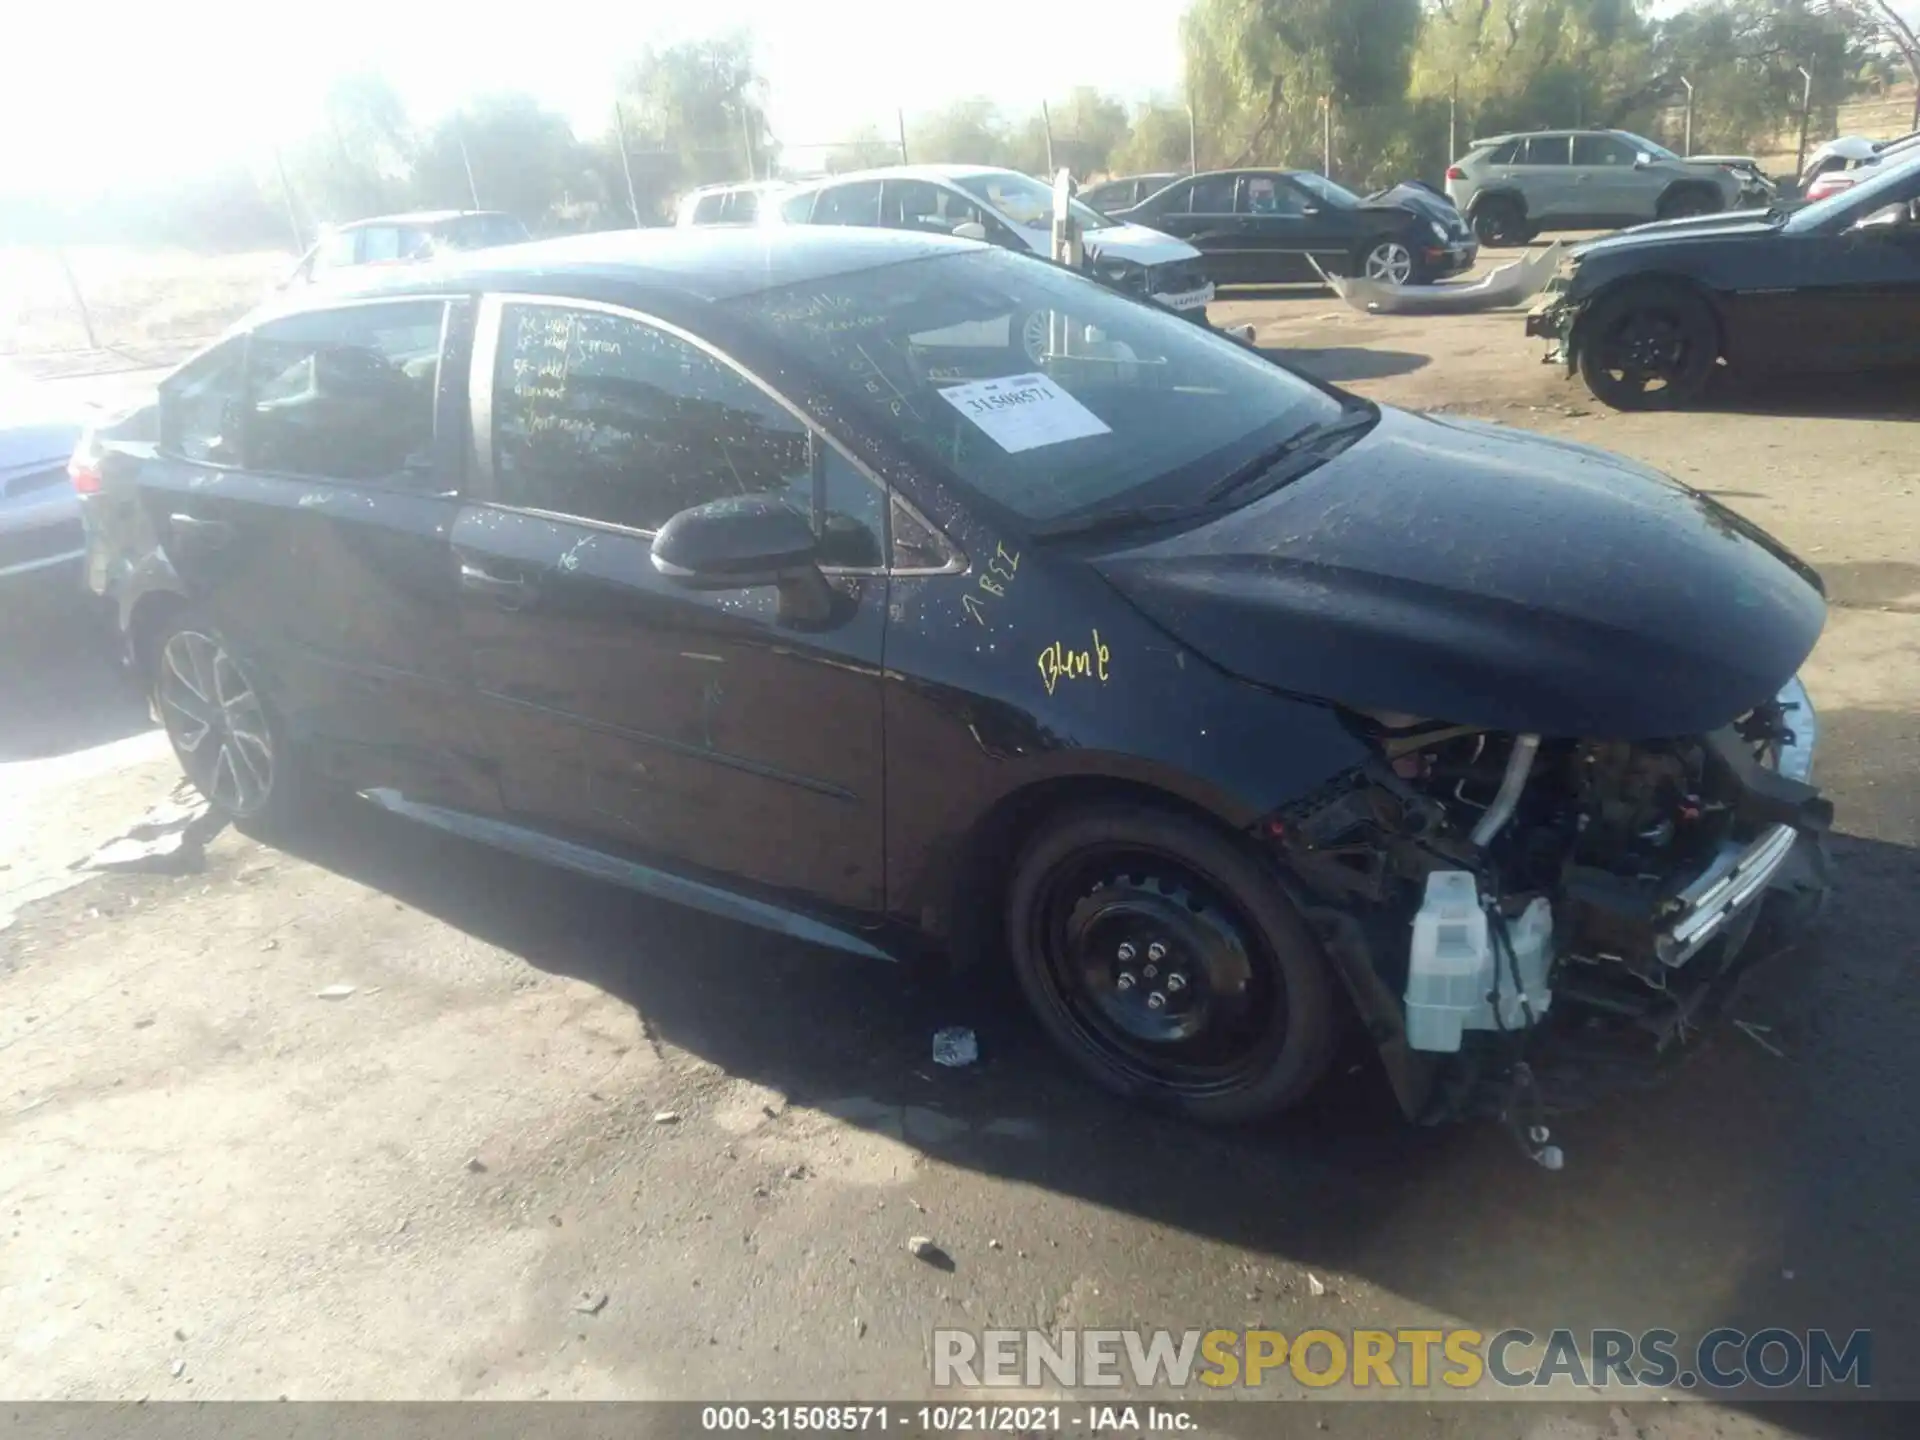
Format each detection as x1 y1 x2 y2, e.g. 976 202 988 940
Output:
1618 132 1681 162
727 248 1343 526
1291 173 1362 209
952 171 1115 232
1785 150 1920 233
436 213 532 250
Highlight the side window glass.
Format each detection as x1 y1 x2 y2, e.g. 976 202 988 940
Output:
814 182 882 226
1188 175 1237 213
246 301 447 484
888 495 947 571
1485 141 1519 166
493 304 883 564
1520 136 1570 166
314 230 357 274
781 190 818 223
1573 135 1633 166
1239 176 1302 216
358 228 402 263
730 191 761 223
161 340 248 465
694 193 726 224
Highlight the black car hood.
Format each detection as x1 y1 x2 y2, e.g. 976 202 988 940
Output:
1093 408 1827 740
1367 183 1470 238
1570 211 1781 260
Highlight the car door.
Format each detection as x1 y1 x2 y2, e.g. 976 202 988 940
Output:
452 294 892 912
1141 174 1247 281
1514 134 1575 221
1236 172 1334 282
1569 133 1648 225
143 296 493 808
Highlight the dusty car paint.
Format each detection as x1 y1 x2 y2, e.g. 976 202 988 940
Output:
92 226 1834 1125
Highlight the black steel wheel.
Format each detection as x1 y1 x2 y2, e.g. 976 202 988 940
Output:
152 610 307 828
1577 283 1719 411
1007 806 1337 1124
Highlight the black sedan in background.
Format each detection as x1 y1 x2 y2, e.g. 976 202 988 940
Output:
85 226 1828 1128
1111 168 1478 286
1529 148 1920 408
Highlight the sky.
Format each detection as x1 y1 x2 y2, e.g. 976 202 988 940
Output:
1 0 1188 197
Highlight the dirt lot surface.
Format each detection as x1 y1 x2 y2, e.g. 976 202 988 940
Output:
3 268 1917 1438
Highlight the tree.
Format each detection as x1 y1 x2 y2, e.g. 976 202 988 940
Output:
605 36 771 219
1827 0 1920 123
823 124 900 174
414 94 596 228
906 100 1015 167
1109 103 1198 176
1183 0 1422 167
282 73 418 225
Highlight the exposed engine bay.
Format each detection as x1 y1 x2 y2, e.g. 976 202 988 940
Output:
1266 680 1831 1136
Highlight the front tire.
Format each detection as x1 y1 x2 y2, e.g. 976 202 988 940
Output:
1576 283 1719 411
1358 239 1421 287
1006 805 1338 1125
151 610 307 830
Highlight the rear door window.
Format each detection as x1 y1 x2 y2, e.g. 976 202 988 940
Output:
693 193 727 224
1519 136 1571 166
1188 174 1239 213
813 182 883 226
246 301 448 485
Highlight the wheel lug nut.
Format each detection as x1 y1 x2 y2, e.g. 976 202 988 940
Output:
1143 964 1158 979
1147 942 1167 962
1117 942 1136 962
1166 973 1187 993
1146 992 1166 1010
1116 973 1135 990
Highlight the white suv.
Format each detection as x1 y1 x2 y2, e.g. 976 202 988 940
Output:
765 165 1215 317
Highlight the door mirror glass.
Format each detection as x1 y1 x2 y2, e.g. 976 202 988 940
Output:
1635 152 1654 168
651 494 820 588
952 221 988 241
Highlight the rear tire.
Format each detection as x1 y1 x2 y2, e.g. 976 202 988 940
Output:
149 607 311 834
1472 196 1532 248
1006 804 1338 1125
1576 282 1719 411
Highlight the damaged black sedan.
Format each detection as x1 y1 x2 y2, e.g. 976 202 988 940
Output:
88 226 1830 1129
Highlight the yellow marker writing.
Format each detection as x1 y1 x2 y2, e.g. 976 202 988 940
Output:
1037 630 1111 696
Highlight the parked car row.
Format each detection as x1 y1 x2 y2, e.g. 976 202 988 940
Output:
67 222 1830 1132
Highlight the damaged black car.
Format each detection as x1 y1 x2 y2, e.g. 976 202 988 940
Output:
86 226 1831 1130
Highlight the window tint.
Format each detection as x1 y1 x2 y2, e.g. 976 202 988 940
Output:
814 182 882 226
1239 175 1304 216
882 180 987 235
1519 135 1571 165
314 229 357 273
1484 141 1519 166
693 193 727 224
491 304 886 564
246 301 446 484
162 340 247 466
780 190 818 222
1188 174 1238 213
1573 134 1636 166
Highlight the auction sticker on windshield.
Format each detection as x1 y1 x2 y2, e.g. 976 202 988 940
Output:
938 373 1112 453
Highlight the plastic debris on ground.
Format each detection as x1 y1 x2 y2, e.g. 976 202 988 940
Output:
77 783 228 876
931 1027 978 1068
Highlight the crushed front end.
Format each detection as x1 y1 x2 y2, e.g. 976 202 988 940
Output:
1524 257 1581 372
1261 679 1831 1134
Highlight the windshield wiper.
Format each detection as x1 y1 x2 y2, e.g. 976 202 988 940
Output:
1199 404 1378 507
1030 501 1203 542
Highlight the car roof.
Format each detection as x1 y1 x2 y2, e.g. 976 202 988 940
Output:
789 163 1032 190
329 210 516 232
258 225 978 313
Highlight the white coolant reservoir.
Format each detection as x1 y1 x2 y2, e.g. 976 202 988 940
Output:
1404 873 1555 1053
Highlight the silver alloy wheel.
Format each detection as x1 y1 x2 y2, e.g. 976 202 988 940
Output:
158 629 275 817
1364 242 1415 285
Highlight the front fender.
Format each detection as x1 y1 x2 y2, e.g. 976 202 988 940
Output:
116 547 188 674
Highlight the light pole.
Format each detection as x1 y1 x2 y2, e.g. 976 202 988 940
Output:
1680 77 1694 156
1184 102 1197 174
1795 66 1814 181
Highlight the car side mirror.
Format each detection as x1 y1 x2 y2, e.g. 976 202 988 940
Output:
651 494 820 589
1635 153 1654 169
951 221 989 241
1852 202 1916 233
